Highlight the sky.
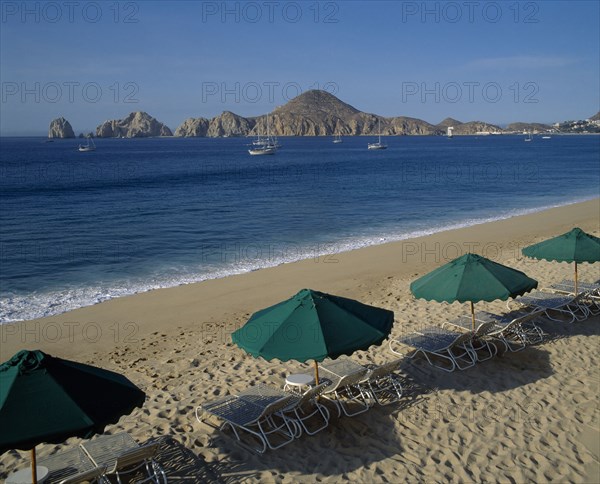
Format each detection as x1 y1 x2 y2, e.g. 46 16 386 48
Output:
1 0 599 135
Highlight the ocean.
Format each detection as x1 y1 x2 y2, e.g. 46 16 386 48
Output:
1 134 598 323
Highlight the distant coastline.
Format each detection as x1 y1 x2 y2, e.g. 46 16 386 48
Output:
42 90 600 139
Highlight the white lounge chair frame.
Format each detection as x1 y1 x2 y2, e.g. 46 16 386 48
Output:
443 320 498 362
80 434 167 484
510 290 590 323
389 326 476 372
360 359 404 406
38 447 97 484
282 382 330 437
320 367 372 417
197 390 296 454
549 280 600 315
466 310 545 352
101 443 166 484
58 466 107 484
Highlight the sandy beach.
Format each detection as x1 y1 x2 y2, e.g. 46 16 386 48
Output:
1 198 599 483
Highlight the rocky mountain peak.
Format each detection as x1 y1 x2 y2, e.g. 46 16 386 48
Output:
274 89 360 118
437 117 463 127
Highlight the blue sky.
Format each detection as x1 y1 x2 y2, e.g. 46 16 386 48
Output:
1 0 599 135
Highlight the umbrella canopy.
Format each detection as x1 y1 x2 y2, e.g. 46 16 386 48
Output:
410 253 538 328
522 227 600 293
522 227 600 264
0 350 145 482
231 288 394 382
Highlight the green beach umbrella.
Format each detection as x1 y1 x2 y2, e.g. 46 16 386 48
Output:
522 227 600 294
410 253 538 329
231 288 394 384
0 350 145 483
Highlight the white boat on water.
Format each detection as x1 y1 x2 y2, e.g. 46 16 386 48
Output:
333 133 343 144
248 145 277 155
524 132 532 142
447 126 454 138
368 119 387 150
249 115 278 155
78 137 96 152
542 135 551 139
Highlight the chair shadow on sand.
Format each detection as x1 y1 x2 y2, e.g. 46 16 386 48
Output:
199 374 432 479
150 436 223 483
398 314 600 395
535 313 600 343
398 344 554 394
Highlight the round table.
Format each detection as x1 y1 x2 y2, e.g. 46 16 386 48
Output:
5 466 48 484
284 373 315 393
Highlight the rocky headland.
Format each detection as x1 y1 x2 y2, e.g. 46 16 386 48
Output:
176 90 441 137
506 122 552 133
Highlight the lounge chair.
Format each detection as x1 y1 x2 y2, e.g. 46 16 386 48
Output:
58 466 107 484
389 326 476 372
443 319 498 362
197 387 296 454
511 290 589 323
282 382 330 436
80 434 166 484
37 447 97 484
548 280 600 315
100 443 165 484
319 367 372 417
462 310 545 352
359 359 404 406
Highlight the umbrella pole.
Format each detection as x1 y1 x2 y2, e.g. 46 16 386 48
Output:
313 360 320 385
575 262 579 295
31 447 37 484
470 301 476 330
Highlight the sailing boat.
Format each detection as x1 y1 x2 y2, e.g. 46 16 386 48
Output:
524 132 532 142
78 136 96 152
368 119 387 150
333 133 343 144
447 126 454 138
249 115 277 155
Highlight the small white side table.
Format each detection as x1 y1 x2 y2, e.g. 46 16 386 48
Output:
284 373 315 394
6 466 48 484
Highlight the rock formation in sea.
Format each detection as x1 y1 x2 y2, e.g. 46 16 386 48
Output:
96 112 172 138
48 117 75 138
207 111 254 137
174 117 210 137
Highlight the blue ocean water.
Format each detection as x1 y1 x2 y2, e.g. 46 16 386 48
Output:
1 135 599 322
